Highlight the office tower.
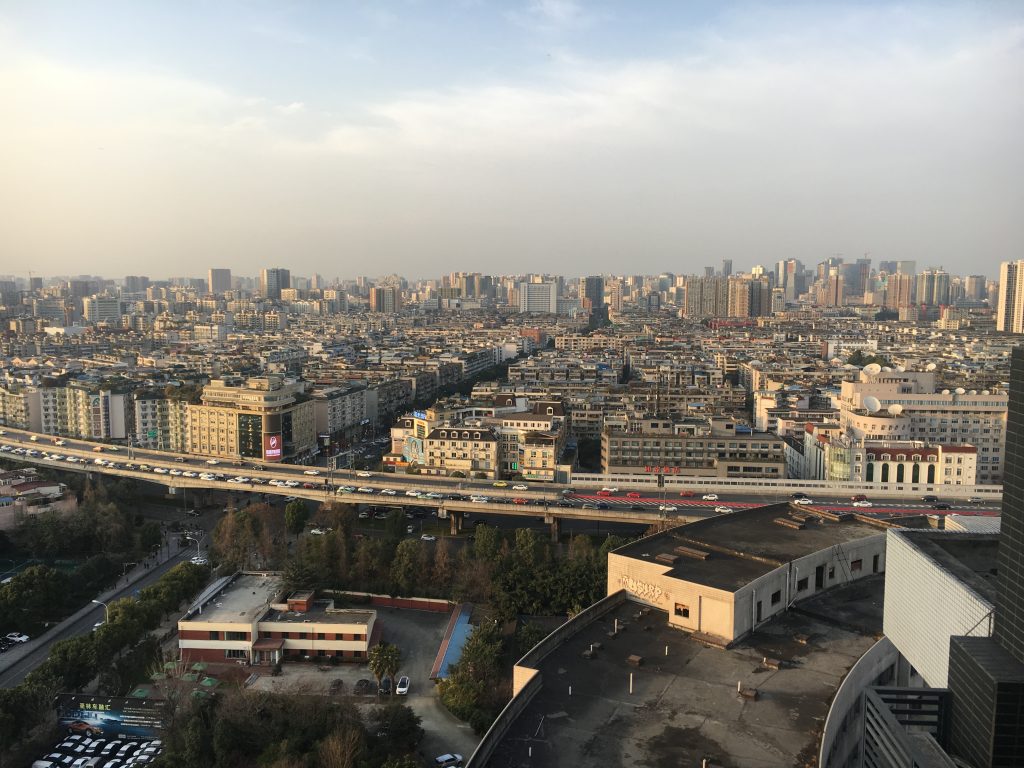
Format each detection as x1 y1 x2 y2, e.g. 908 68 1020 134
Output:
259 268 291 300
607 280 623 312
775 259 804 300
884 272 914 309
704 266 715 278
369 286 401 313
582 276 605 310
964 274 987 301
997 261 1024 334
83 296 122 323
517 282 558 314
721 259 733 277
684 275 729 318
878 260 897 274
123 275 149 294
916 268 950 307
896 260 916 275
727 276 770 317
208 269 232 295
944 346 1024 766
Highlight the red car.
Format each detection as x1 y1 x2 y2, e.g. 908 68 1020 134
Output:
596 490 613 497
513 498 528 505
678 490 695 497
626 492 642 499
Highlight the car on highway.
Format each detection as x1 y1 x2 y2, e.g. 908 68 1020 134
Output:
182 471 198 478
54 439 66 446
396 675 410 695
356 471 373 477
626 492 642 498
420 534 436 542
702 493 719 501
596 502 610 510
792 492 808 499
405 489 421 497
922 494 939 503
303 469 321 476
493 481 508 487
512 484 529 491
850 494 867 501
967 496 983 504
601 486 619 493
658 504 677 511
714 506 734 514
168 469 182 476
793 498 814 505
206 459 220 465
423 492 444 499
851 500 873 507
513 498 528 505
152 467 169 474
469 495 489 503
357 486 375 494
358 510 370 519
932 503 952 510
434 754 463 767
379 488 397 495
596 490 613 497
5 632 29 643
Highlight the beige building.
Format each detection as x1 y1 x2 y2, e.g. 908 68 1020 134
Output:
607 505 890 644
179 575 376 665
424 424 500 479
186 376 316 463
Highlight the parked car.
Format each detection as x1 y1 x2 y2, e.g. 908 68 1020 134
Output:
378 676 392 695
396 675 410 695
5 632 28 643
309 528 331 536
420 534 437 542
434 754 463 767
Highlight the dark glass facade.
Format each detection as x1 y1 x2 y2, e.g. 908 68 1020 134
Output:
996 347 1024 660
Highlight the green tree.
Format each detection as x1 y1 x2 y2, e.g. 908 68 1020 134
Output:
138 520 163 554
367 643 402 690
472 523 500 562
370 703 423 756
285 500 311 540
390 539 423 595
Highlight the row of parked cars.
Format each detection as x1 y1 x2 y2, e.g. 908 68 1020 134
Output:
33 734 161 768
0 631 29 652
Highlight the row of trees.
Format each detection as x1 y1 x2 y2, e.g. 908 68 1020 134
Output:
0 562 209 764
157 690 423 768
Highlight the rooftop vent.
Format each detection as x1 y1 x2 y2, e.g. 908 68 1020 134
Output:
674 545 711 560
655 553 679 565
774 517 805 530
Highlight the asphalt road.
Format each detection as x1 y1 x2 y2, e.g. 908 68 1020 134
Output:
0 548 191 688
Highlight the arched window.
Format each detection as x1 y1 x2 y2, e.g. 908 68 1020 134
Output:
912 464 920 483
896 464 905 482
881 464 890 482
927 464 936 483
866 463 874 481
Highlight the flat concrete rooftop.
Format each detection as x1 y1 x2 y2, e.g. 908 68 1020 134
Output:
264 603 374 625
613 504 889 592
899 530 998 603
488 575 884 768
183 572 281 624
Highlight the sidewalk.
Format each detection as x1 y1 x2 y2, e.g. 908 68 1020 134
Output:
0 536 190 675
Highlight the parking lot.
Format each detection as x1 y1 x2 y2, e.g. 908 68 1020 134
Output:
250 606 479 761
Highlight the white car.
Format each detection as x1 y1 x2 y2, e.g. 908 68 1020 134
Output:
405 490 421 497
356 471 372 477
469 495 489 503
658 504 678 512
269 479 285 486
423 492 443 499
420 534 436 542
357 487 375 494
309 528 331 536
512 484 529 491
168 469 182 476
284 480 300 487
714 506 734 514
358 510 370 519
54 439 66 446
379 488 397 496
434 754 463 768
190 556 209 566
601 487 619 493
851 500 873 507
303 469 321 476
793 498 814 505
206 459 220 465
396 675 410 695
182 471 198 478
702 493 719 501
5 632 28 643
152 467 169 474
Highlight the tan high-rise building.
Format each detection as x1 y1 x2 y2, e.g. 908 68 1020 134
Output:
884 272 914 309
997 261 1024 334
187 377 316 463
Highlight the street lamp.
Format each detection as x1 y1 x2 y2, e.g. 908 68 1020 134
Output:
185 534 202 559
91 599 109 624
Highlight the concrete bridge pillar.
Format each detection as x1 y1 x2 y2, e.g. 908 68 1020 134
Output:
449 511 463 535
548 516 560 542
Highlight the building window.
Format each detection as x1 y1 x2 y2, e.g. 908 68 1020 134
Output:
209 631 219 640
225 649 247 659
797 577 808 591
851 559 863 573
828 567 835 579
226 631 247 641
771 590 781 605
674 603 690 618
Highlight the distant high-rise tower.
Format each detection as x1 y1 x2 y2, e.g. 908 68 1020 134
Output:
721 259 733 277
124 275 149 294
581 276 605 311
208 269 232 295
997 261 1024 334
964 275 987 302
259 268 290 300
369 286 401 313
518 282 558 314
884 273 914 309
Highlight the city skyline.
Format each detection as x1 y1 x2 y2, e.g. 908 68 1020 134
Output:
2 2 1022 278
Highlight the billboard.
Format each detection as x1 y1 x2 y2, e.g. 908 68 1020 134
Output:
263 432 283 461
56 694 166 741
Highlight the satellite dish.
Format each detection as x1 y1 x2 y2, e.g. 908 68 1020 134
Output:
887 404 904 416
882 366 892 372
863 363 882 375
955 387 966 395
926 362 937 371
942 389 950 395
894 365 905 373
843 364 855 370
830 358 842 365
863 396 882 413
983 390 991 395
969 390 977 395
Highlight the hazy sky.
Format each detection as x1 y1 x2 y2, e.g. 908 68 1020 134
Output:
1 1 1022 280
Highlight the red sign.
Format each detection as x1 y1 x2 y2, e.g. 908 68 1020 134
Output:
263 433 282 461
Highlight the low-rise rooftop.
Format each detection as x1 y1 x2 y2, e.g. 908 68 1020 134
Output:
182 572 281 624
488 576 884 768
